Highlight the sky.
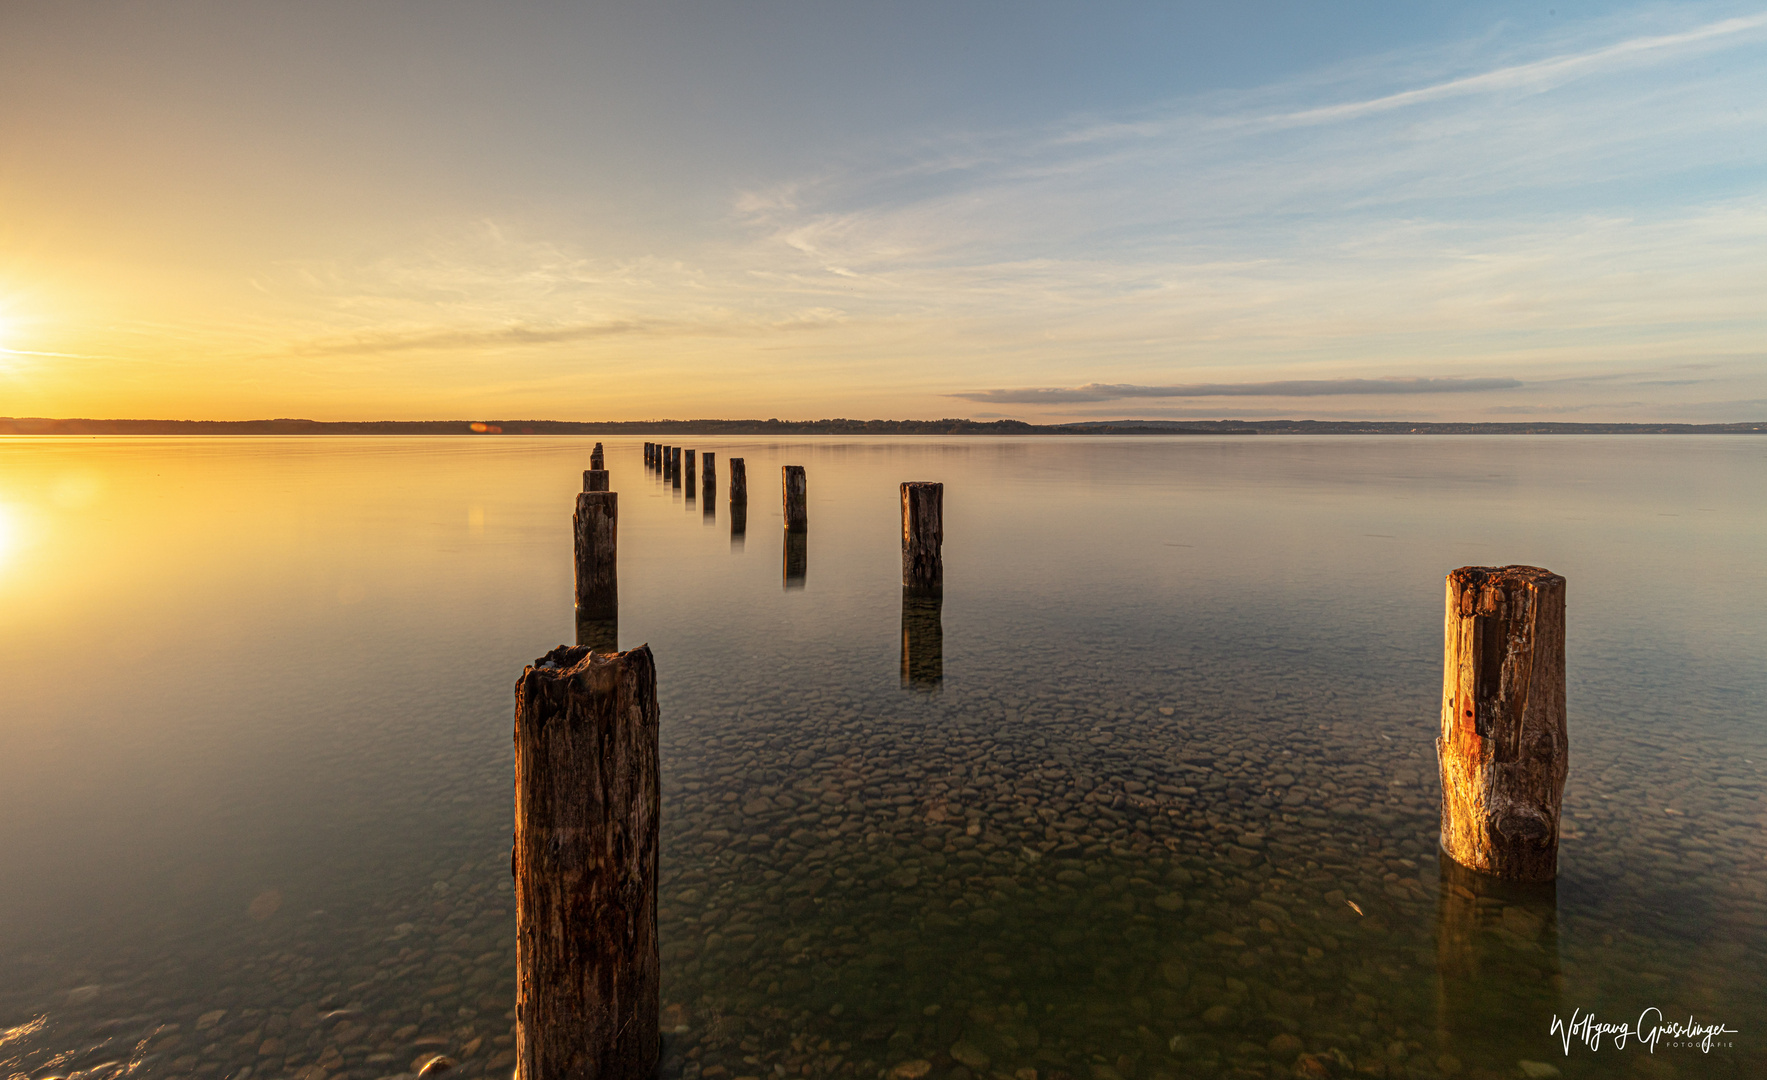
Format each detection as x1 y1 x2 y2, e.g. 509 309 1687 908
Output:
1 1 1764 423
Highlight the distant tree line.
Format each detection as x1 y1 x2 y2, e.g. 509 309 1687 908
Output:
2 416 1762 436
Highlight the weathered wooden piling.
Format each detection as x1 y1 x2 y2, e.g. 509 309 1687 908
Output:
782 465 807 532
590 443 605 471
900 482 943 593
783 530 806 587
701 452 715 495
684 449 696 492
643 442 653 467
572 492 618 619
513 643 659 1080
670 448 681 488
728 457 747 505
901 590 943 690
1437 565 1567 881
661 445 672 479
583 469 609 492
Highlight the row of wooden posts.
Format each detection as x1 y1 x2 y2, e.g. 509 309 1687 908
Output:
517 441 1569 1079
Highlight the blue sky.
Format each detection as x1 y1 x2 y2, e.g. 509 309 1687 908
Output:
1 1 1763 420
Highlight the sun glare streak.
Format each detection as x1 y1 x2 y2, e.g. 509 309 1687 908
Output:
0 504 16 573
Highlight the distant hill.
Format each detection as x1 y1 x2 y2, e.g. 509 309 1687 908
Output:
2 416 1763 436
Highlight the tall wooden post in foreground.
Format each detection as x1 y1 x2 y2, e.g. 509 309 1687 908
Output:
901 482 943 593
583 469 609 492
1437 565 1567 881
782 465 807 532
513 644 659 1080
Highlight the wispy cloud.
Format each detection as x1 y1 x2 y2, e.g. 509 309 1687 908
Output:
952 377 1523 404
116 8 1767 421
1268 12 1767 128
290 320 663 356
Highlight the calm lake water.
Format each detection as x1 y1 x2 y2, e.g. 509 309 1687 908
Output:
1 436 1763 1080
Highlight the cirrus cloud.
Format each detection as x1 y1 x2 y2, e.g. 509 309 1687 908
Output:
950 376 1523 405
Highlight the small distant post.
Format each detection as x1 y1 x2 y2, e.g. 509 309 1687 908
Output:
1437 565 1568 882
583 469 609 492
643 442 653 467
701 452 716 495
684 449 696 491
573 492 618 620
728 458 748 542
728 457 747 505
670 448 682 488
590 442 605 471
513 644 659 1080
901 482 943 593
661 445 672 479
782 465 807 532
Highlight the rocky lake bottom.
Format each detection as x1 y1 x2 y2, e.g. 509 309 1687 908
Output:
5 646 1762 1080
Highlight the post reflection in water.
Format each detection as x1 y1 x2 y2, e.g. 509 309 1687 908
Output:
574 609 618 655
729 500 746 550
1433 852 1562 1063
900 588 942 690
782 530 806 588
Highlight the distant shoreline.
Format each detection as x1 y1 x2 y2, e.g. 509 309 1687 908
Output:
3 417 1764 436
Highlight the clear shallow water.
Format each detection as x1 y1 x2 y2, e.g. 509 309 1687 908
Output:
0 435 1763 1080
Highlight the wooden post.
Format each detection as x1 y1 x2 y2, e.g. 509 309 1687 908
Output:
728 457 747 505
900 482 943 593
684 450 696 495
660 445 672 479
643 442 652 467
901 590 943 690
513 644 659 1080
573 492 617 619
670 448 681 489
782 465 807 532
590 443 605 471
583 469 609 492
700 453 716 521
728 457 747 542
1437 565 1567 881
